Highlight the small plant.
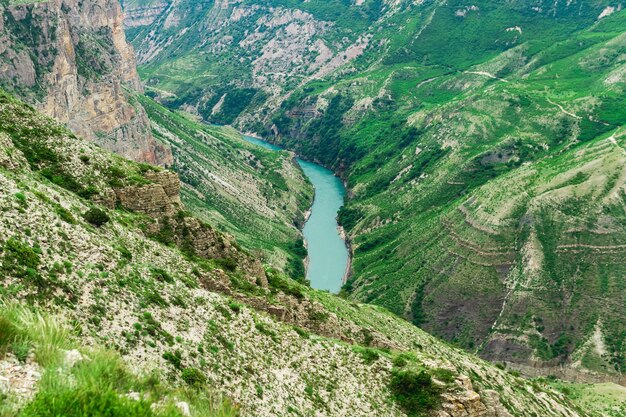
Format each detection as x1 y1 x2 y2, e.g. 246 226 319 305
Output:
228 301 242 313
0 301 72 367
0 316 18 356
83 208 110 227
55 205 76 224
214 258 237 272
15 192 27 207
181 367 207 387
117 245 132 261
431 368 456 384
254 320 277 342
12 338 32 362
145 290 168 307
292 326 310 339
309 310 329 323
162 350 183 370
150 268 174 284
358 347 380 364
1 238 42 284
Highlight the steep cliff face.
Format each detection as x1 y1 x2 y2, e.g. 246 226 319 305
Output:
0 0 172 166
121 0 168 29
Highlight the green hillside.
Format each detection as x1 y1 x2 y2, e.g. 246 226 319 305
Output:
136 95 312 279
0 88 588 416
126 0 626 379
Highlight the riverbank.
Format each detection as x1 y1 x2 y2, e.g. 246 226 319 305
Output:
241 133 351 293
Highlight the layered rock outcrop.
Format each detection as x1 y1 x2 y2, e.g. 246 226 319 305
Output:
98 168 268 282
114 170 182 217
0 0 172 166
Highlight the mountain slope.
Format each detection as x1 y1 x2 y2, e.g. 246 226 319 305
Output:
0 88 587 417
137 94 313 278
126 0 626 379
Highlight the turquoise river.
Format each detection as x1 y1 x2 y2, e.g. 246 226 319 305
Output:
243 135 349 293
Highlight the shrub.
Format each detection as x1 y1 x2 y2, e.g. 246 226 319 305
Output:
1 238 41 283
389 369 442 416
3 238 40 270
83 208 110 227
228 301 242 313
151 268 174 284
12 338 31 362
145 290 169 307
163 350 183 370
431 368 456 384
254 320 277 342
117 245 132 261
181 367 207 387
0 316 18 356
358 348 380 364
56 205 76 224
292 326 310 339
214 258 237 272
392 355 409 368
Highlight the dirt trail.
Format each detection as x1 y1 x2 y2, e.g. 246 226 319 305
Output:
547 98 582 119
464 71 509 83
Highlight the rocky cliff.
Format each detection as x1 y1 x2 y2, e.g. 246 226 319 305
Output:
0 0 172 166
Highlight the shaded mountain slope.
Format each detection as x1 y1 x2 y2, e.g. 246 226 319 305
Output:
137 95 313 280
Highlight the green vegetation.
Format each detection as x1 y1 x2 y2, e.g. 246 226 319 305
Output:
389 369 441 417
127 0 626 376
0 63 588 417
137 95 312 279
0 301 238 417
545 379 626 417
83 208 110 227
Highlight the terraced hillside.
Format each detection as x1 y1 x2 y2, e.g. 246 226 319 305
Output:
126 0 626 379
0 89 590 417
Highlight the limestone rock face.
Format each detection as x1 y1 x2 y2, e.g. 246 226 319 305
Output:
105 168 267 282
0 0 172 166
115 171 182 217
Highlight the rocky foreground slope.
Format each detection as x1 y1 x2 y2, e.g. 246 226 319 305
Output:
0 89 588 416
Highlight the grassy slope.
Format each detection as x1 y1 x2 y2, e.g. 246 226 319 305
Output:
547 381 626 417
138 95 313 279
127 0 626 377
0 302 239 417
0 89 587 416
326 9 626 376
